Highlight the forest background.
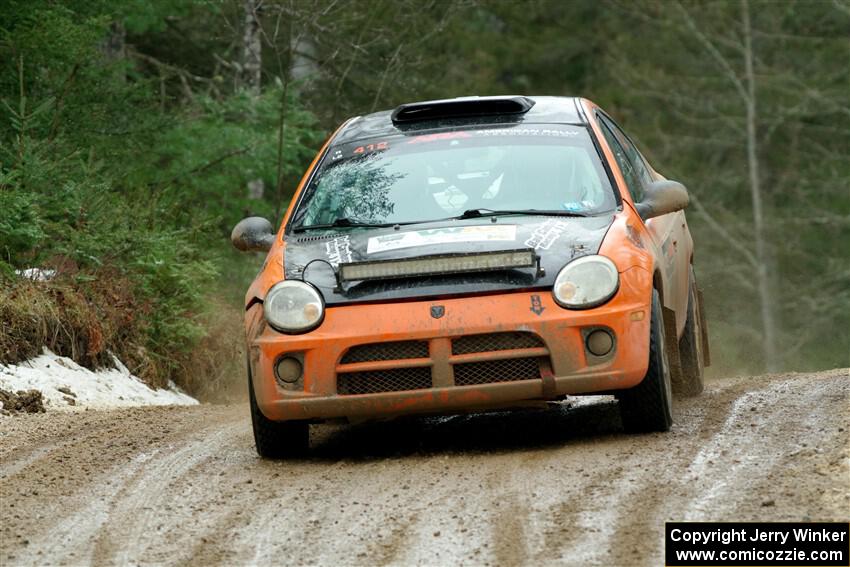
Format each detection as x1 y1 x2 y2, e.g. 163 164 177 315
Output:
1 0 848 399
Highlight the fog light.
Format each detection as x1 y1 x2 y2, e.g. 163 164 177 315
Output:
275 356 303 384
586 329 614 357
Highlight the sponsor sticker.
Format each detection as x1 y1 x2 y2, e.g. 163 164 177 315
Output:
524 218 571 250
367 225 517 254
325 236 353 267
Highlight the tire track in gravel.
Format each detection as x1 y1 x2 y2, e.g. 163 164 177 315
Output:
683 372 849 520
90 421 246 566
491 498 528 567
26 451 160 566
1 369 847 567
132 437 265 567
0 406 244 566
232 452 435 566
600 378 760 566
0 441 68 480
683 379 802 519
604 371 849 565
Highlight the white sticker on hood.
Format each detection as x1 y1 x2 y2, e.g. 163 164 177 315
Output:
524 218 571 250
325 236 353 266
367 225 517 254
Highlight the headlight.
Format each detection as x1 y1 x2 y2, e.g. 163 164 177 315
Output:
263 280 324 333
552 255 619 309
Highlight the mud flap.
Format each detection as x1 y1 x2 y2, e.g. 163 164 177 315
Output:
697 288 711 367
663 306 684 388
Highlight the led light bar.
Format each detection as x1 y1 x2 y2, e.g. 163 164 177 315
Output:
339 249 536 282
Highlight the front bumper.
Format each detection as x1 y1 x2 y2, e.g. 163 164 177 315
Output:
248 266 653 422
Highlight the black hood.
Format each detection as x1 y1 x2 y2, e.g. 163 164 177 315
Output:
283 214 615 306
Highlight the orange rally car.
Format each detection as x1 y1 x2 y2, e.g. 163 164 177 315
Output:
232 96 710 458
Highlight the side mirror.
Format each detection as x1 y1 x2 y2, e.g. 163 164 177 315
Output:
231 217 275 252
635 180 689 220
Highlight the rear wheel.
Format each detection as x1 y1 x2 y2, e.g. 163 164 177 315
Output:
617 289 673 432
248 367 309 459
676 265 705 396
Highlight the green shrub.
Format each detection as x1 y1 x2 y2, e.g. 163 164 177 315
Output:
126 89 324 231
0 187 44 268
0 3 325 392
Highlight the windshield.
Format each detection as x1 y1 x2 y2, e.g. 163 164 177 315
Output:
291 124 616 229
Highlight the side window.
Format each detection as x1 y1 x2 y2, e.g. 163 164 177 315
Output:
598 119 644 202
598 114 652 202
607 118 653 186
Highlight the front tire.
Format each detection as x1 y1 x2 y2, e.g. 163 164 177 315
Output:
617 289 673 432
676 265 705 396
248 367 309 459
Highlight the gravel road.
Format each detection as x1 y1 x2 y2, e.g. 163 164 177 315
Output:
1 368 847 566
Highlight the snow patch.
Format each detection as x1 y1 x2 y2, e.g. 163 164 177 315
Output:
14 268 56 281
0 349 198 410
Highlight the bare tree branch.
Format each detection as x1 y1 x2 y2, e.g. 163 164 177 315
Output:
673 0 750 104
832 0 850 17
689 193 759 269
370 42 403 112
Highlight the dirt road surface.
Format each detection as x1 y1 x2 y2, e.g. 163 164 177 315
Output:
1 368 847 566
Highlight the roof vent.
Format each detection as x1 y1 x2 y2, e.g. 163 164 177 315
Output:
391 96 535 124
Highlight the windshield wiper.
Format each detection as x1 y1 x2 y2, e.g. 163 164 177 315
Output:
456 208 593 219
293 218 397 232
294 208 597 233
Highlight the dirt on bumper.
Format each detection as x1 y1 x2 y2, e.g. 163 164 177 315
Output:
249 266 653 422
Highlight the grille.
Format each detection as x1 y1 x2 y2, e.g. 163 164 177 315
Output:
454 357 541 386
341 341 430 364
451 332 544 355
337 367 432 395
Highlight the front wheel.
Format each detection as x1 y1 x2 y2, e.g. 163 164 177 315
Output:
675 265 705 396
248 367 309 459
616 289 674 432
